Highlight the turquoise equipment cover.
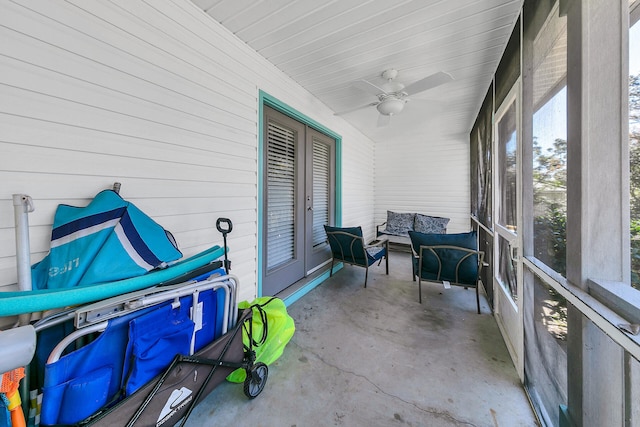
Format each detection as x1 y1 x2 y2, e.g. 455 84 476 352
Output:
32 190 182 290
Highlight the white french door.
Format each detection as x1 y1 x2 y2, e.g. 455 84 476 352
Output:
493 81 524 377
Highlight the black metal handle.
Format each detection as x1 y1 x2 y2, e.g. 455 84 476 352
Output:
216 218 233 235
216 218 233 273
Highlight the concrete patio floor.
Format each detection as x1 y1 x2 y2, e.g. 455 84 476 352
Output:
186 251 539 426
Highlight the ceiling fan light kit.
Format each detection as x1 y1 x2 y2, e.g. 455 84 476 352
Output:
376 97 405 116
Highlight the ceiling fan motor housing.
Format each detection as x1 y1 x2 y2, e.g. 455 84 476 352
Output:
381 69 398 80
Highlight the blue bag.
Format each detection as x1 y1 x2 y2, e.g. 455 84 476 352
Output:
122 302 195 396
40 308 153 425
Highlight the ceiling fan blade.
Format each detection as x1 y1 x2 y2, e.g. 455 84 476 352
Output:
334 102 378 116
352 79 387 96
376 114 391 127
409 98 452 111
403 71 454 96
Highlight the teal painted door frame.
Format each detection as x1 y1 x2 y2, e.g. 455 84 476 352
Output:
258 91 342 306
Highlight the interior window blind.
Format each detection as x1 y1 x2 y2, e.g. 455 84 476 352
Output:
312 139 330 248
266 120 296 270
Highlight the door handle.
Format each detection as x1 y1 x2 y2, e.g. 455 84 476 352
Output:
510 244 519 262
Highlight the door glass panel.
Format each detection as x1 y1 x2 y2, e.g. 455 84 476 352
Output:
266 120 297 270
305 130 334 273
312 138 330 248
497 236 518 300
498 101 518 232
496 99 518 301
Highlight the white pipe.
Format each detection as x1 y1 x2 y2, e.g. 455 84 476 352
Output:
13 195 35 326
13 194 34 292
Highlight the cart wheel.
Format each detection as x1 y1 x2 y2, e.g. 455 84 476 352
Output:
243 362 268 399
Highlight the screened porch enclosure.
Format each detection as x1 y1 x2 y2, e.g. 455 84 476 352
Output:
469 1 640 426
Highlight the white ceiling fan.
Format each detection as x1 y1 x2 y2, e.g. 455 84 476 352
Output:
335 69 454 126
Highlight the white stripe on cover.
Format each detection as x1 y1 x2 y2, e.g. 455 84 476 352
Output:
114 223 154 270
50 219 120 248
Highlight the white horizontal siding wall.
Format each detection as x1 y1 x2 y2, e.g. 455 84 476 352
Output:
341 132 376 242
0 0 375 305
374 132 470 234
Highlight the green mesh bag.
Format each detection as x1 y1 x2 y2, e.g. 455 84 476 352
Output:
227 296 295 383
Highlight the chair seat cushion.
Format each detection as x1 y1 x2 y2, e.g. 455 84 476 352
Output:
409 231 478 286
366 246 386 263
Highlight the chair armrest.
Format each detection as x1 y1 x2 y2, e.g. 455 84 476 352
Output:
376 222 387 236
365 237 389 257
365 238 387 249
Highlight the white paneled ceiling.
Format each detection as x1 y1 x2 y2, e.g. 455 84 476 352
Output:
192 0 523 142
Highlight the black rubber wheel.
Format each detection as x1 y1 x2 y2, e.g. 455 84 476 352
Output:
243 362 268 399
